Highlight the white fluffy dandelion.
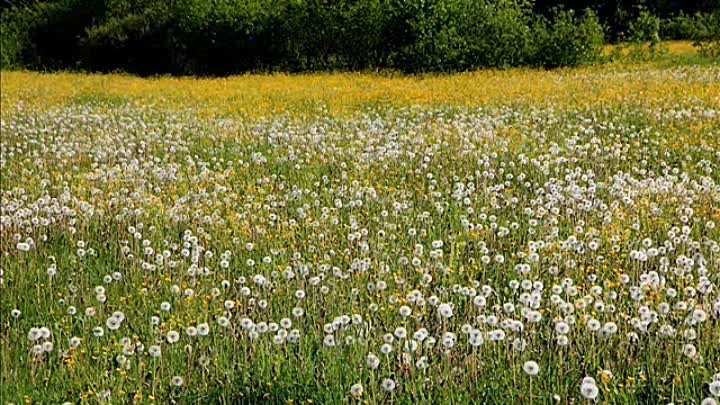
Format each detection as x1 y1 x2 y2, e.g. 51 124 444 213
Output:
381 378 396 392
523 360 539 376
350 383 363 398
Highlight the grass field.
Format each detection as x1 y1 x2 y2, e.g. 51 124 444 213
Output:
1 51 720 405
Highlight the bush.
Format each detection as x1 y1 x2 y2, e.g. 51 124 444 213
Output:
83 0 403 73
176 0 289 73
661 12 720 41
531 9 605 68
1 7 30 68
629 10 661 43
662 12 700 40
625 9 666 60
392 0 536 71
691 12 720 59
13 0 107 69
1 0 607 74
82 6 174 74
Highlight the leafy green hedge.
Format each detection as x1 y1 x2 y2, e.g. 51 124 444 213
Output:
1 0 606 74
661 12 720 40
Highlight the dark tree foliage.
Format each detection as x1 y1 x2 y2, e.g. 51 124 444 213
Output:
533 0 720 41
0 0 717 74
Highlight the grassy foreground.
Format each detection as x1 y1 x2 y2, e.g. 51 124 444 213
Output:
1 58 719 405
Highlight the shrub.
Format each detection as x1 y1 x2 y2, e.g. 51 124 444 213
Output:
1 0 609 74
531 9 605 68
82 6 174 74
391 0 537 71
17 0 106 69
690 12 720 59
628 9 661 43
662 12 699 40
625 9 666 60
1 7 30 68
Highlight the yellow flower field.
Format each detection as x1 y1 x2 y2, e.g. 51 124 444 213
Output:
3 59 719 118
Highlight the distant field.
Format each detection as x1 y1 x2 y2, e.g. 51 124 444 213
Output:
2 51 719 118
603 40 699 55
1 56 719 405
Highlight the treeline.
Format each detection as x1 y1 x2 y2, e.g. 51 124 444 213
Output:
0 0 718 75
534 0 719 41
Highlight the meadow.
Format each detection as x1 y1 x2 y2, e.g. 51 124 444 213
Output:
1 54 720 404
